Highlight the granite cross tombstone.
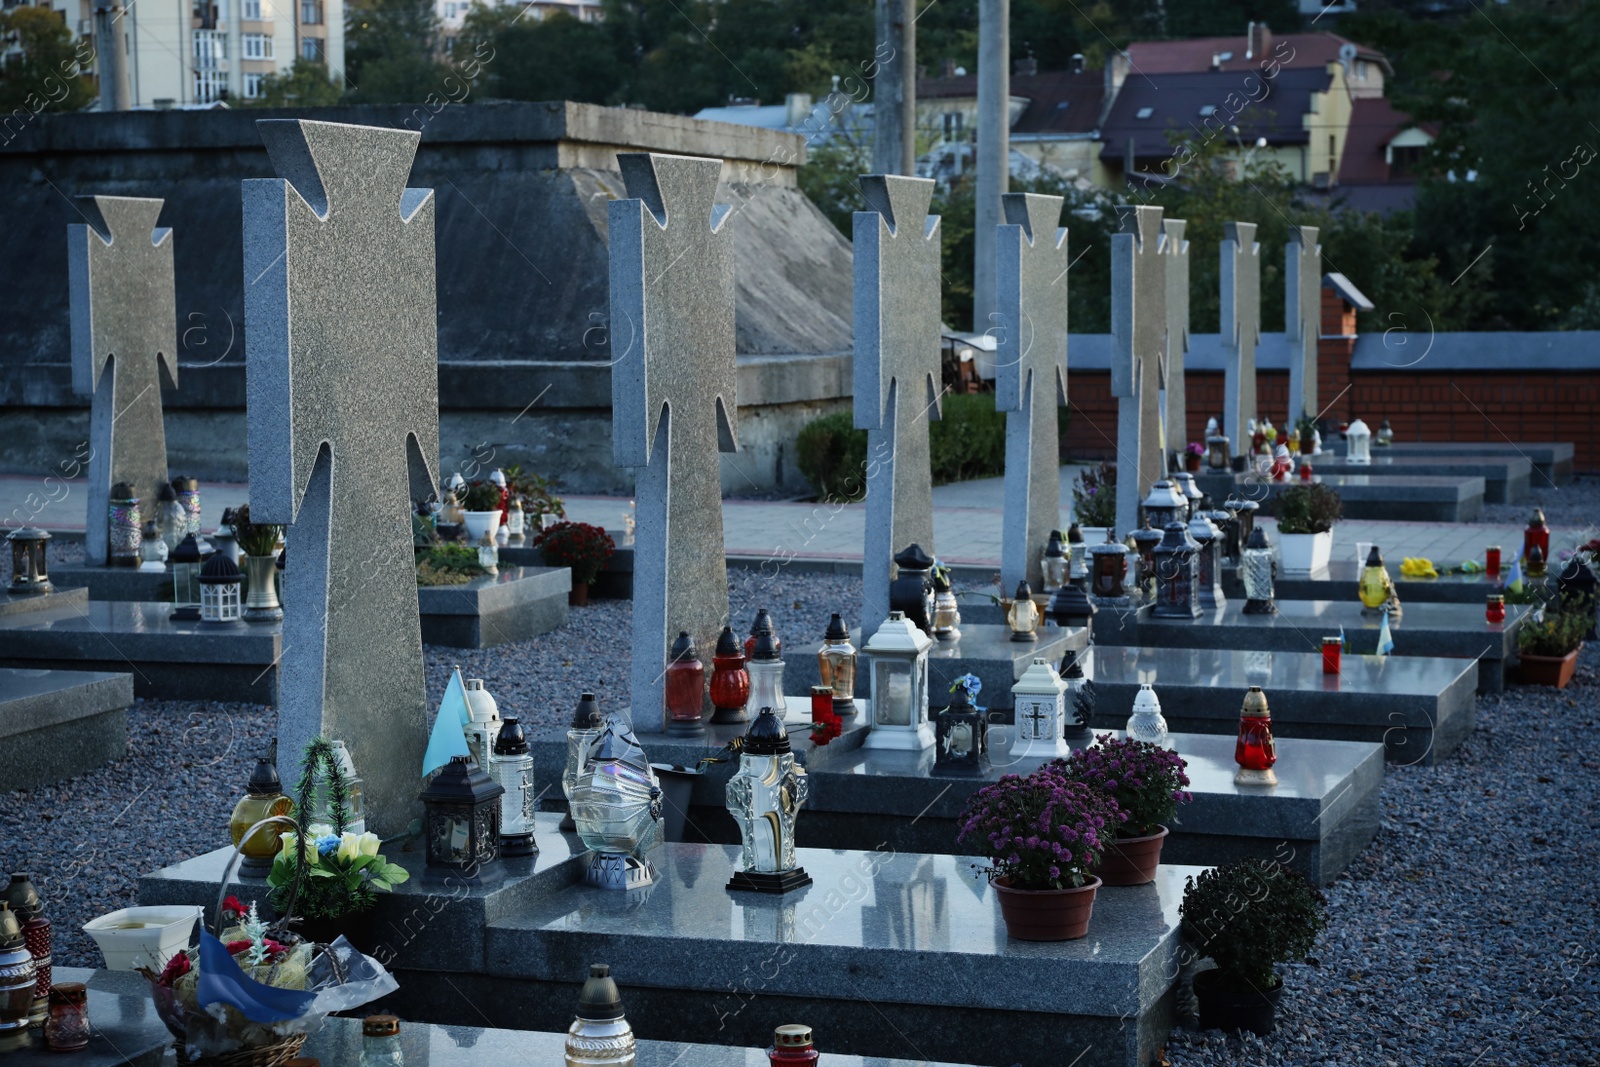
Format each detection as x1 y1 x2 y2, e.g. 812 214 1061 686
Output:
610 153 738 732
1285 225 1321 428
1111 205 1168 537
1160 218 1190 471
244 119 439 836
994 192 1069 592
854 175 942 638
68 197 177 565
1221 221 1262 467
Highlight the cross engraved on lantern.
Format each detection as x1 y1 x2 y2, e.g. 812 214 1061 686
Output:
68 196 178 566
1160 218 1190 471
1111 206 1169 538
1023 703 1049 738
1221 222 1262 468
243 119 440 837
995 192 1070 593
855 175 942 638
1285 225 1321 428
609 152 739 732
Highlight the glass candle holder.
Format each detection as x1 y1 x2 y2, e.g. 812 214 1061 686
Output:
1321 636 1342 675
1485 595 1506 625
1233 686 1278 786
1486 546 1502 579
810 685 833 725
1299 462 1313 483
709 625 751 725
44 983 89 1052
816 614 858 712
768 1023 820 1065
663 631 706 736
747 631 788 721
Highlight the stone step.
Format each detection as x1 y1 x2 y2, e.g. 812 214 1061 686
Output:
0 667 132 790
1191 472 1485 521
1326 440 1574 486
1283 453 1533 504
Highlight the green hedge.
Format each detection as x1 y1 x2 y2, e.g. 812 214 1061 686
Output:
796 394 1012 503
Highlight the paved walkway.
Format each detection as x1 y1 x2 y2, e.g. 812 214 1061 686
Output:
6 470 1578 571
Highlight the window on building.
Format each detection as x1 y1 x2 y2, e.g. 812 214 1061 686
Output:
1356 59 1369 81
444 1 456 15
1135 106 1154 119
1198 104 1215 116
1390 145 1423 178
1329 134 1337 175
301 36 321 60
300 0 321 23
244 72 263 98
243 32 272 59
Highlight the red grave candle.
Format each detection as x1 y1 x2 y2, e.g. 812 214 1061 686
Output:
708 626 751 721
663 631 706 732
1321 636 1342 675
768 1024 820 1065
1234 687 1278 775
1486 595 1506 624
1486 546 1502 579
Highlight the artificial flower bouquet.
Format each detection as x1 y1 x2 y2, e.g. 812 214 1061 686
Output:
266 824 410 921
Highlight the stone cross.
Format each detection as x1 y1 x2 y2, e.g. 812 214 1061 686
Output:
1221 222 1261 465
244 119 440 837
610 152 738 732
1285 225 1321 428
995 192 1069 593
67 196 177 565
1110 205 1167 538
1160 218 1190 470
854 175 942 639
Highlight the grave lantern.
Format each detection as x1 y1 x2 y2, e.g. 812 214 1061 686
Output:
815 614 857 714
1358 545 1401 619
1233 686 1278 786
1048 578 1097 633
1485 595 1506 625
934 680 989 772
725 708 812 893
1189 508 1225 611
663 631 707 736
1223 493 1258 564
747 630 788 722
489 468 510 522
861 611 935 752
108 482 142 568
744 607 780 660
138 520 167 572
1557 557 1598 640
1141 480 1187 529
1345 418 1373 464
1522 508 1550 567
1171 472 1204 515
169 533 205 620
6 527 52 596
1041 530 1069 590
505 498 526 543
1527 542 1546 578
768 1024 820 1066
1152 522 1202 619
1376 418 1394 447
0 903 36 1042
1126 683 1170 748
1241 526 1278 615
154 481 187 552
560 692 605 833
709 625 751 725
1058 649 1095 743
1007 579 1040 641
889 544 937 632
1009 657 1071 762
320 738 365 834
1066 523 1089 583
1206 434 1231 470
489 717 537 857
930 569 962 641
419 754 503 874
227 742 293 875
1208 500 1236 567
171 477 201 537
572 718 662 890
1130 519 1164 597
198 552 243 624
462 678 502 773
566 964 637 1066
1088 533 1130 605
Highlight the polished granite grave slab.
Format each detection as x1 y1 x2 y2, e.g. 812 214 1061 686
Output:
9 968 173 1066
501 541 635 599
794 731 1381 885
417 565 570 648
0 667 132 789
1191 472 1485 521
482 845 1191 1067
1080 646 1477 764
1093 600 1526 694
0 585 88 617
48 563 173 602
1280 453 1532 504
1223 557 1548 606
1328 440 1573 486
0 600 282 702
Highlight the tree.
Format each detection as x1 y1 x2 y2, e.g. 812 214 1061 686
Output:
454 9 621 104
0 6 95 116
344 0 449 104
249 59 343 107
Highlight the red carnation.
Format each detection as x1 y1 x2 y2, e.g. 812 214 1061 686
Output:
220 895 247 918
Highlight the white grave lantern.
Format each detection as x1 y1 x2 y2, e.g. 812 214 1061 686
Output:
1010 658 1072 762
198 553 243 624
462 677 502 770
862 611 934 751
1345 419 1373 464
1126 683 1171 748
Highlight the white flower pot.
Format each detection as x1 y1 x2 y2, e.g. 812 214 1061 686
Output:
462 510 502 543
1079 526 1111 546
83 905 203 971
1277 531 1333 576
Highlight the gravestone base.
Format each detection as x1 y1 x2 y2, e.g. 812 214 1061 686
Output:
1192 472 1485 522
500 543 634 599
48 563 173 602
0 585 88 618
1330 440 1574 486
0 668 132 790
1222 558 1549 606
417 565 570 648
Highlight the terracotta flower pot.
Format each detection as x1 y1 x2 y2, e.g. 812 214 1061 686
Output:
568 579 590 607
1185 453 1202 472
1518 648 1579 688
1193 968 1283 1036
992 875 1100 941
1092 824 1169 886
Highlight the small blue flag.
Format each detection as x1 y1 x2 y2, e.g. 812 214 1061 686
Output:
1338 625 1347 653
422 667 472 778
1376 610 1395 657
196 931 316 1024
1506 559 1524 594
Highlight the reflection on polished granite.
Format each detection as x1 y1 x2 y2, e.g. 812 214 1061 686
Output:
0 667 133 790
0 585 88 617
13 967 172 1067
416 565 570 648
1226 557 1549 605
1293 453 1531 503
1190 472 1485 521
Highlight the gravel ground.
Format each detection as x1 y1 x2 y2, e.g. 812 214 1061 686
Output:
1479 473 1598 535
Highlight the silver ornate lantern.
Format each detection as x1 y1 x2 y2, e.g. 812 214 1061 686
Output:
1141 480 1188 529
1188 507 1225 611
419 755 504 874
1241 526 1278 615
6 527 52 596
725 708 812 893
1151 522 1202 619
572 718 662 891
561 692 605 832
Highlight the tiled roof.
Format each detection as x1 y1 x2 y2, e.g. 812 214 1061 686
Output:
917 70 1105 136
1338 96 1425 184
1126 31 1387 77
1098 67 1332 163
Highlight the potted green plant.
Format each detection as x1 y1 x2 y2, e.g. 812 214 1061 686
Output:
229 504 285 623
1180 859 1328 1036
1272 482 1342 575
1071 461 1117 539
535 521 615 605
460 480 504 543
503 464 565 531
956 762 1119 941
1063 735 1192 886
1516 606 1587 688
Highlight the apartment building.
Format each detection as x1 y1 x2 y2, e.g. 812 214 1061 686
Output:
437 0 599 51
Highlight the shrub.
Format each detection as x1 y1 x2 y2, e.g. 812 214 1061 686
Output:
1062 734 1192 838
503 464 565 524
1071 462 1117 527
956 762 1120 890
1180 860 1328 991
535 521 615 586
795 410 868 503
461 481 503 512
795 394 1010 503
415 543 485 586
1518 605 1588 657
1274 483 1342 535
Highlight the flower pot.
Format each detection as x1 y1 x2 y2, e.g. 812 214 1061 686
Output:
1079 527 1110 548
83 906 202 972
1277 530 1332 575
242 554 283 622
992 875 1100 941
1193 968 1283 1036
1517 647 1580 688
1185 453 1202 473
462 510 502 543
1092 825 1169 886
568 578 590 607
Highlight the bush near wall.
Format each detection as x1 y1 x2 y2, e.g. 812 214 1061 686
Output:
796 393 1010 503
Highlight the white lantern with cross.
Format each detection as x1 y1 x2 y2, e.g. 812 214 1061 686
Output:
1010 657 1073 762
1345 418 1373 464
862 611 935 751
198 552 243 624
